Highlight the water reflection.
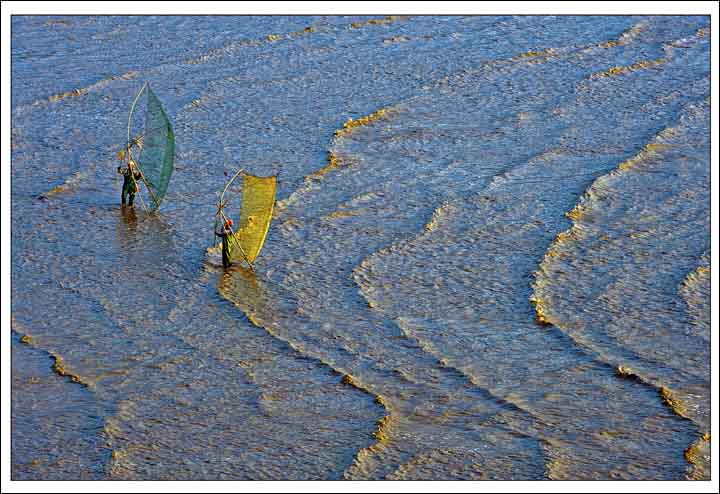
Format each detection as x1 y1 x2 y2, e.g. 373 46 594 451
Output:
112 207 177 270
119 204 138 236
218 264 297 329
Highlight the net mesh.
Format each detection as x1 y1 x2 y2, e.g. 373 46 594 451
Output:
139 86 175 210
228 174 277 263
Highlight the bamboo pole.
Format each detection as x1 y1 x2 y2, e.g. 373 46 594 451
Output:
127 82 148 151
218 209 254 270
125 82 161 212
126 145 160 212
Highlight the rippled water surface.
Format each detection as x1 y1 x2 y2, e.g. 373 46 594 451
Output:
11 15 711 480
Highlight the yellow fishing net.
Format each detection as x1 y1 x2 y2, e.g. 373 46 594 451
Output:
228 174 277 263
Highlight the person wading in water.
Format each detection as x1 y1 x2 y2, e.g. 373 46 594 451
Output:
117 159 142 206
215 218 234 269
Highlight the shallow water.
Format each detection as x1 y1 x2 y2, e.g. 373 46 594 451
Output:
11 15 710 480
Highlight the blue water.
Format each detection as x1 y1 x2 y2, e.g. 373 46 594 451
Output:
11 15 711 480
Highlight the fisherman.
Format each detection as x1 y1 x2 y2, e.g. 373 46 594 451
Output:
215 218 234 268
117 159 142 206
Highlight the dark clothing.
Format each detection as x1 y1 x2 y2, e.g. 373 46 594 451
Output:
215 228 232 268
118 166 142 205
122 189 135 206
